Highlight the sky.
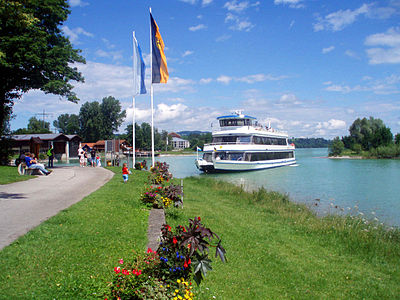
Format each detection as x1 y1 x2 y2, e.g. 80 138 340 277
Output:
10 0 400 139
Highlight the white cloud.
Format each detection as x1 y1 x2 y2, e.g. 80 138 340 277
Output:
179 0 197 4
274 0 304 9
224 1 250 13
345 50 359 59
189 24 207 31
313 4 371 32
217 75 233 84
95 49 123 62
325 75 400 95
182 50 194 57
199 78 213 84
202 0 213 6
68 0 89 7
278 93 302 105
216 34 231 42
322 46 335 54
365 27 400 64
62 26 93 44
225 13 254 31
215 73 287 84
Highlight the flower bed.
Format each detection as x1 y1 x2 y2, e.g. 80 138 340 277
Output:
109 217 225 299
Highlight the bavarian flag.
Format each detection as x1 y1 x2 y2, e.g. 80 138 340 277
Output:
150 13 169 83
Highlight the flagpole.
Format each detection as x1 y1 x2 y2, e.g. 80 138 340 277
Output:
150 7 155 168
132 31 136 167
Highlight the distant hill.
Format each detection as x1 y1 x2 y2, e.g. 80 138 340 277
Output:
289 138 331 148
178 131 211 136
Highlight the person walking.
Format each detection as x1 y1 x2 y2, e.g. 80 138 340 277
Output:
47 146 54 168
122 163 131 183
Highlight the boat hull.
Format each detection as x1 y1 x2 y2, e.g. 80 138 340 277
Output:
195 157 296 172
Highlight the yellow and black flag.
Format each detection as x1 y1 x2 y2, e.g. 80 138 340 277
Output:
150 13 168 83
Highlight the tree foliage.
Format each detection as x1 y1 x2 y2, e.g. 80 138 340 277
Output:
0 0 85 137
77 97 125 142
53 113 79 134
180 132 212 150
329 136 344 156
289 138 331 148
100 96 126 140
125 122 171 151
13 116 51 134
348 117 393 151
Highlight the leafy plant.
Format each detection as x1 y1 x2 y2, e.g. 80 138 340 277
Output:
135 160 147 170
158 217 226 286
164 184 183 207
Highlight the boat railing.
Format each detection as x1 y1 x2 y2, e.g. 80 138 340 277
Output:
205 142 250 146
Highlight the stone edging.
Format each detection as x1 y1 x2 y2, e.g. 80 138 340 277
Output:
146 208 165 251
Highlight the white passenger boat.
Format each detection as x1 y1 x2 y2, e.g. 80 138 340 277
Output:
195 111 296 172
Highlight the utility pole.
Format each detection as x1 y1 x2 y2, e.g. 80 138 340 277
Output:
35 109 53 131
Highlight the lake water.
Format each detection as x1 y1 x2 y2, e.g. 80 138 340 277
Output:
152 149 400 227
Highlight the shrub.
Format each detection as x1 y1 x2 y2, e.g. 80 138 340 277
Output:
141 184 183 209
149 162 172 185
134 160 147 170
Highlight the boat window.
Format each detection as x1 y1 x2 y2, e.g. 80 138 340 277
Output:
252 136 287 145
203 153 212 162
219 118 252 127
246 151 294 161
237 136 251 143
226 152 244 161
212 136 250 143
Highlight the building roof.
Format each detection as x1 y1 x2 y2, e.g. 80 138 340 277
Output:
172 137 189 142
168 132 182 138
10 133 71 141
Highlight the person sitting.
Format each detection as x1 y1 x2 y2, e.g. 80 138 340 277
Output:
24 152 52 175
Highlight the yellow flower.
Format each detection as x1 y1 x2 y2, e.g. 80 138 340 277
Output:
177 279 181 284
175 289 179 293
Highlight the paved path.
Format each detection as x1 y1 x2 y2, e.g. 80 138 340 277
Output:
0 166 114 250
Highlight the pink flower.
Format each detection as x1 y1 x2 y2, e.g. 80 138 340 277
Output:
119 258 124 264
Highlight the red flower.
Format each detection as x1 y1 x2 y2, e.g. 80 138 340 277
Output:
173 236 177 244
114 267 121 274
188 258 191 264
184 260 188 268
166 225 171 231
198 216 201 221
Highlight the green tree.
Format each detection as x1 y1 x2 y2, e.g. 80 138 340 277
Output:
100 96 126 140
329 136 344 156
349 117 390 150
13 117 51 134
79 102 103 142
53 113 79 134
395 133 400 145
78 97 125 142
0 0 85 137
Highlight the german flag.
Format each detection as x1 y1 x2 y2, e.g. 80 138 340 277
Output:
150 13 168 83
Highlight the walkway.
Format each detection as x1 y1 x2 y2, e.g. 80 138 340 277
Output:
0 166 114 250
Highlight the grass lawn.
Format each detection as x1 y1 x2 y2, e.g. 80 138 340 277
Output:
0 166 36 184
0 167 149 299
0 167 399 299
166 177 400 299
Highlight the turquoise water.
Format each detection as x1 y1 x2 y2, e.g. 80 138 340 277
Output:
149 149 400 227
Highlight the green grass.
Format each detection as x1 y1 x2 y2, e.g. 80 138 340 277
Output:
0 166 36 184
166 177 400 299
1 168 399 299
0 168 149 299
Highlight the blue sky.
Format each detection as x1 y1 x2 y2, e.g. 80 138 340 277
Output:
11 0 400 138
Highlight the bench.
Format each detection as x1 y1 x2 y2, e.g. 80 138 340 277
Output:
17 162 43 176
